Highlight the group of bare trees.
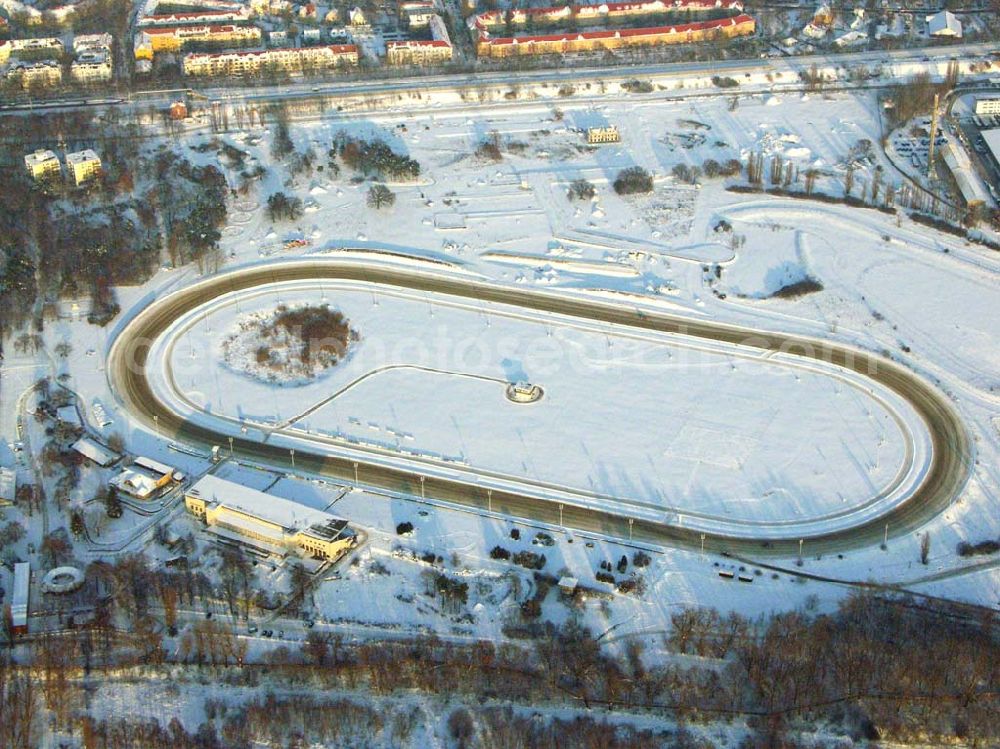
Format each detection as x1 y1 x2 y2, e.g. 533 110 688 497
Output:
2 588 996 746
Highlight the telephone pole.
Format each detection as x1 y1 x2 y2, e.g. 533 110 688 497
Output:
927 92 941 179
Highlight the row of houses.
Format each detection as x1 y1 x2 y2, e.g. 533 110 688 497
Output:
472 13 755 58
135 23 263 60
470 0 742 30
181 43 358 76
0 34 113 88
138 6 252 26
24 148 103 186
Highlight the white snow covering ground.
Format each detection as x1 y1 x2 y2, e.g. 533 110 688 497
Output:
150 278 931 538
2 84 1000 635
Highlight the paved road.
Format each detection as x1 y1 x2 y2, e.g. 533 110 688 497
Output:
107 259 972 558
1 41 996 116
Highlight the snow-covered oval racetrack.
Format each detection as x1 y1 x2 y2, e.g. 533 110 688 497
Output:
107 258 973 557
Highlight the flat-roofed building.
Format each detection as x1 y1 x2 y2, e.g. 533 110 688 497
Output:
184 475 356 561
978 128 1000 182
0 467 15 506
386 38 451 64
73 33 113 52
587 125 620 144
11 562 30 635
182 43 357 75
975 98 1000 116
65 149 102 186
940 141 992 210
24 149 61 181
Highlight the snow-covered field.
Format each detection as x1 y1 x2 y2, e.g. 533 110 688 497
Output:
2 84 999 624
151 279 931 537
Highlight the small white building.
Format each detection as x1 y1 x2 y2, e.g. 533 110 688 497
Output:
65 149 102 186
558 576 579 595
926 10 961 37
12 562 29 635
72 437 119 467
940 141 992 209
833 29 868 47
348 6 367 25
0 466 15 506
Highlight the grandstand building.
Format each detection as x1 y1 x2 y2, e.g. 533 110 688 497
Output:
184 475 356 561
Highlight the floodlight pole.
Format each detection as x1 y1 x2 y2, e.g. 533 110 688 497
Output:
290 449 295 469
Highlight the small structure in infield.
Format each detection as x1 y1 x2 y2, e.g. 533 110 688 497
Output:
505 381 543 403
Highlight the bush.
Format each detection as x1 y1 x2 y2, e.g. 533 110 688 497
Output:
510 528 520 541
633 551 651 568
533 532 555 547
334 134 420 180
957 540 1000 557
396 522 414 536
595 571 615 584
622 79 654 94
711 76 740 88
613 166 654 195
266 191 304 222
770 278 824 299
475 140 502 162
721 158 742 177
568 178 595 201
616 555 628 574
672 164 701 185
617 578 640 594
512 551 546 570
520 598 542 619
489 545 511 560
